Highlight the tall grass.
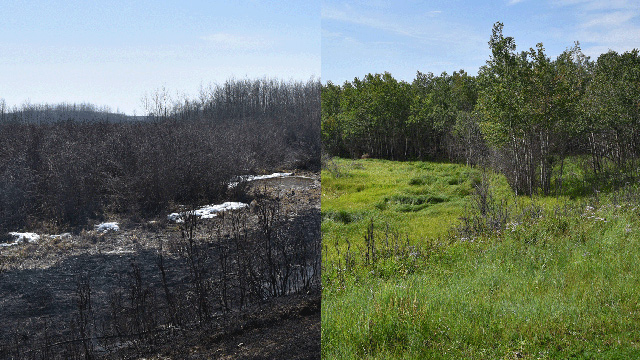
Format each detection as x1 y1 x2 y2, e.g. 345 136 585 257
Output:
322 158 640 359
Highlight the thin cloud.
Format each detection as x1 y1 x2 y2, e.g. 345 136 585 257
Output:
322 5 424 38
553 0 640 56
508 0 525 5
580 26 640 48
322 29 363 47
581 11 636 28
200 33 273 50
322 2 488 82
322 4 472 46
552 0 636 10
322 2 487 55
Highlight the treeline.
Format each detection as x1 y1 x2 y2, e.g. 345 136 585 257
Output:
322 70 480 162
0 78 320 233
0 101 134 123
322 22 640 196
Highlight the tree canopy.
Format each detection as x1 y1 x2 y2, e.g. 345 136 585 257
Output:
322 22 640 196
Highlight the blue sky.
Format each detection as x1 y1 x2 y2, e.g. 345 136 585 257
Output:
2 1 638 113
322 0 640 85
0 1 320 115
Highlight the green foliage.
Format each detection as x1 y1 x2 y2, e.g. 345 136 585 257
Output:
580 49 640 174
321 20 640 360
476 23 591 195
321 159 482 251
321 70 483 162
384 193 449 213
322 21 640 198
323 160 640 359
322 209 362 224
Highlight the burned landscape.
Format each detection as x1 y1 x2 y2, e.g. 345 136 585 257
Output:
0 78 321 359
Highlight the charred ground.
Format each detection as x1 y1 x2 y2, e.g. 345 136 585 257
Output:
0 174 320 359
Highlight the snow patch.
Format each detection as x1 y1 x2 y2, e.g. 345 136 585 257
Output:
49 233 72 239
104 248 135 255
95 222 120 233
168 201 248 223
1 232 40 247
166 213 183 222
228 172 293 188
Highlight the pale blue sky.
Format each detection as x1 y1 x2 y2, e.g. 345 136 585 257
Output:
322 0 640 84
3 1 638 114
0 1 320 115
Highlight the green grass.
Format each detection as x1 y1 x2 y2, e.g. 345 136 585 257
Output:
322 158 640 359
321 158 506 263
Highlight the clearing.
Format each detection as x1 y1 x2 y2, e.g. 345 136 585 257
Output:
322 158 640 359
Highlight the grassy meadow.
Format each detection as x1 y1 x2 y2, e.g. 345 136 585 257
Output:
321 157 640 359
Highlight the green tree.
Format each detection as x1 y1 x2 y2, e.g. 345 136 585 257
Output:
582 50 640 175
321 81 346 156
477 22 537 195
